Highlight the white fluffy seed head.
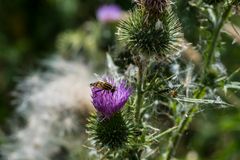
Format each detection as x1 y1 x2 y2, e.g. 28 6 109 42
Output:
2 56 94 160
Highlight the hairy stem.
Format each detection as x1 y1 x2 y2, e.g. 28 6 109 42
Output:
165 85 205 160
135 61 144 123
165 106 197 160
149 126 178 142
204 1 235 71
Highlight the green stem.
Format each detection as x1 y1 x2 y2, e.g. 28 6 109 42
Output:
165 2 237 160
149 126 178 142
135 62 144 123
165 106 197 160
165 86 205 160
204 1 235 71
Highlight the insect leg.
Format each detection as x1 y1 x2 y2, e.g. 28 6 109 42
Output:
93 89 103 97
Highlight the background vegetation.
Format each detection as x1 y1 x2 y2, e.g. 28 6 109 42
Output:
0 0 239 159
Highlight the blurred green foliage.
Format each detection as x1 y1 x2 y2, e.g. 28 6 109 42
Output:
0 0 85 125
0 0 131 125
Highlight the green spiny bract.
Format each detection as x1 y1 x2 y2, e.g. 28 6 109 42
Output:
117 8 182 59
87 111 135 151
136 0 170 15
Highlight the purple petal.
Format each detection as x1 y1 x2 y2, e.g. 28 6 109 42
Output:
96 4 123 23
91 78 132 118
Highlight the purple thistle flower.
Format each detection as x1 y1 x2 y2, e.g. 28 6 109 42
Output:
96 4 123 23
91 78 132 118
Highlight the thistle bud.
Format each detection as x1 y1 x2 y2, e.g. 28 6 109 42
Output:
136 0 170 14
87 112 131 150
117 9 182 58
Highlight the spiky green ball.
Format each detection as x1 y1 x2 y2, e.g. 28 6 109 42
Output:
117 9 182 58
87 112 133 150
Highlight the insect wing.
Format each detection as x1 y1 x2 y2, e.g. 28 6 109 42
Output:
94 73 103 81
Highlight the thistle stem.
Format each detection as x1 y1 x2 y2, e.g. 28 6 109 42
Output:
204 1 235 71
135 61 144 123
165 85 205 160
164 3 236 160
149 126 178 142
165 106 197 160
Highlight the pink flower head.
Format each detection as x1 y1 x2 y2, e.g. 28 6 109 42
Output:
96 4 123 23
91 77 132 118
